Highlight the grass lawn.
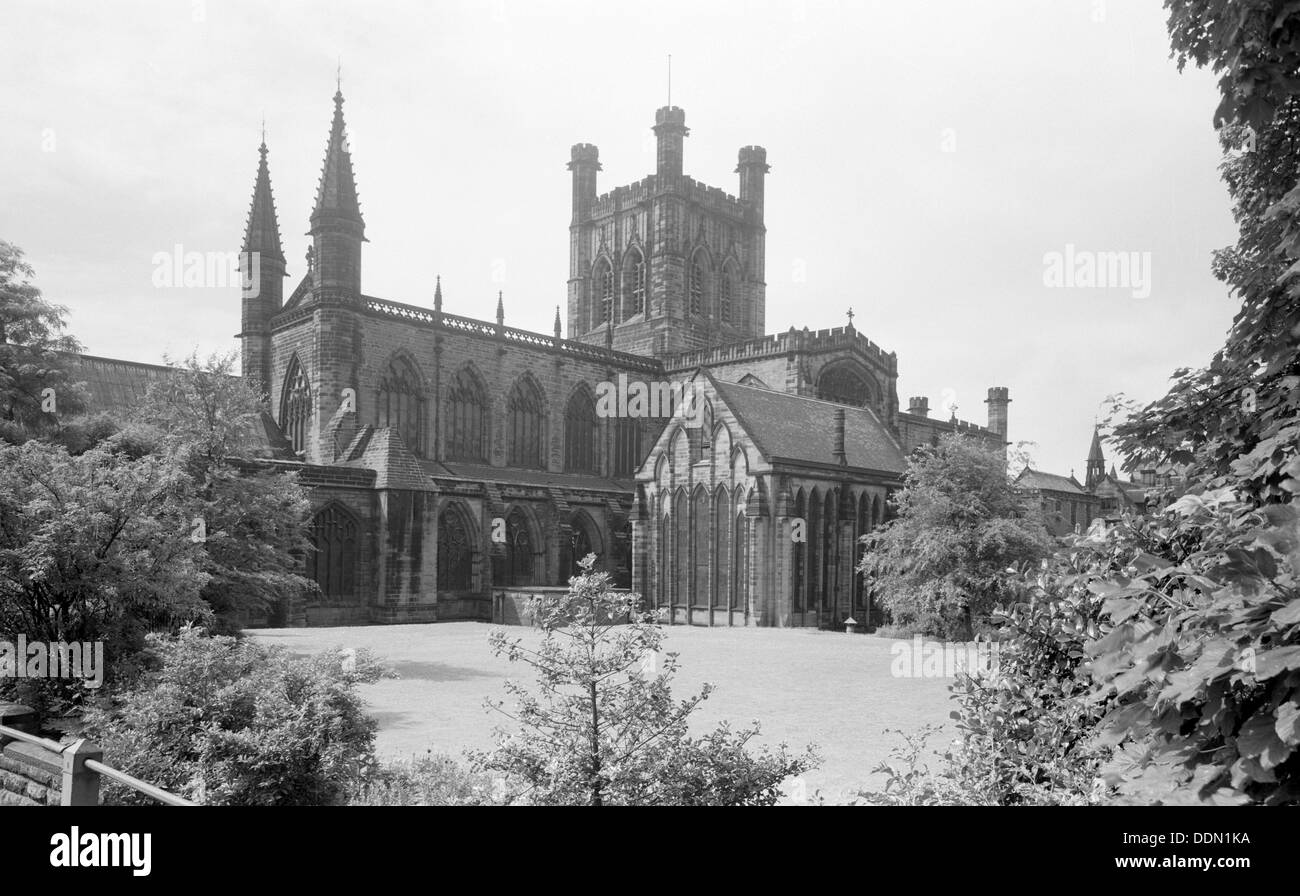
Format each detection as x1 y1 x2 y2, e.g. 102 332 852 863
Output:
251 622 956 803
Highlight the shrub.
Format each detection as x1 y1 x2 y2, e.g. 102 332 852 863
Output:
346 753 498 806
860 550 1115 806
471 556 819 806
81 626 388 805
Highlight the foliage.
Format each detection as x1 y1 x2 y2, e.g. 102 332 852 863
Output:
1087 490 1300 804
120 352 315 631
346 752 500 806
471 556 818 806
0 439 210 709
0 352 316 710
0 240 86 443
862 487 1300 806
861 549 1116 806
1109 2 1300 504
81 626 389 806
859 434 1054 638
1073 0 1300 805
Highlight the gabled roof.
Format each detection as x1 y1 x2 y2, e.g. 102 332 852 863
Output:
1016 467 1087 495
709 375 907 474
281 273 312 312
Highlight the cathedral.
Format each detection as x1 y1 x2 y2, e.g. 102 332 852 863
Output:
73 88 1011 628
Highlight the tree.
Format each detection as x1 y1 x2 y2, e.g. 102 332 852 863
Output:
0 240 86 443
1109 2 1300 504
868 2 1300 806
0 438 211 708
859 434 1054 639
471 557 818 806
120 352 315 631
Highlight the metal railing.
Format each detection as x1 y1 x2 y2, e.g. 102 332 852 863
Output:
0 719 195 807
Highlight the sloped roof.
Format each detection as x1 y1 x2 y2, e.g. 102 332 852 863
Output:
425 460 633 493
66 354 174 413
345 427 427 490
282 273 312 312
252 410 297 460
710 376 907 474
1017 467 1086 495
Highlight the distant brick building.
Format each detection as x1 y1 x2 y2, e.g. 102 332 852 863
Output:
76 89 1011 627
1016 426 1165 537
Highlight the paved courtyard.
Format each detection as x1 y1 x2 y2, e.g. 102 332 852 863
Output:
252 622 956 803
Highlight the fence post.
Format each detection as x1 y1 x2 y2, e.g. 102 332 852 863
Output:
60 739 103 807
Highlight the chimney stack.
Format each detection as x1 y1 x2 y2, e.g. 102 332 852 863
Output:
833 407 847 466
907 396 929 418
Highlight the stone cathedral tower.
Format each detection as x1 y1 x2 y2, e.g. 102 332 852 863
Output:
567 106 769 358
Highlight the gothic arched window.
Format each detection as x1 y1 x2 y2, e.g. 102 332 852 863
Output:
564 387 598 474
821 488 838 613
595 258 615 327
691 487 709 606
817 364 875 408
719 265 736 325
712 488 731 611
624 250 646 317
734 510 749 615
446 367 489 462
614 520 632 589
689 254 706 317
673 489 689 609
562 511 600 581
806 489 822 614
308 503 358 600
792 490 806 613
502 509 535 586
280 356 312 456
437 503 474 592
378 355 424 456
507 377 545 469
613 417 643 477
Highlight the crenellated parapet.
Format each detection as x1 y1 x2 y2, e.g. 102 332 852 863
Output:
663 324 897 373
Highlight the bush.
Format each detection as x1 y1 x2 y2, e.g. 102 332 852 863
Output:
81 626 389 805
860 550 1115 806
1086 491 1300 805
471 556 819 806
346 753 499 806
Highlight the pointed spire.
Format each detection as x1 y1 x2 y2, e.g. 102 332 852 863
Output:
311 89 365 231
1087 425 1105 463
553 305 562 340
241 136 285 262
434 275 443 313
495 290 504 326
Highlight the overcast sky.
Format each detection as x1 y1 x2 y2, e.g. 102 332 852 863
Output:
2 0 1239 477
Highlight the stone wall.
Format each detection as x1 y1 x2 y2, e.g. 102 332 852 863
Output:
0 704 60 807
